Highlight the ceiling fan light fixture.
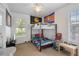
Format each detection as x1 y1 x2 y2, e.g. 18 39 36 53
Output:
33 3 43 12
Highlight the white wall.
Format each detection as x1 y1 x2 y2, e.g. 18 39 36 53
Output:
11 12 31 44
55 4 79 43
0 3 12 48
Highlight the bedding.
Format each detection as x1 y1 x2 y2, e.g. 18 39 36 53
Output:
32 37 54 47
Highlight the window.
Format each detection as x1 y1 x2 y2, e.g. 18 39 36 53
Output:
70 9 79 44
16 18 26 37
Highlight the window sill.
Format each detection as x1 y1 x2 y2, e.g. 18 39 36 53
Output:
15 35 26 38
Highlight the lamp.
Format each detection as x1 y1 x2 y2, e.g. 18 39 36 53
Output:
33 3 43 12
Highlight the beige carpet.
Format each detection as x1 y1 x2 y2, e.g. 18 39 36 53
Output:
15 42 68 56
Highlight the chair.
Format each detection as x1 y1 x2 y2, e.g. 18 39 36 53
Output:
55 33 62 41
53 33 62 50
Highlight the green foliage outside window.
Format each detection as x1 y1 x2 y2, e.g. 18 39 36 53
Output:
16 19 26 36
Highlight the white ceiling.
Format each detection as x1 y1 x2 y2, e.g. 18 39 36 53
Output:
7 3 68 17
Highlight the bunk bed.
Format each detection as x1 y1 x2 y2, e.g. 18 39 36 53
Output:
31 24 57 51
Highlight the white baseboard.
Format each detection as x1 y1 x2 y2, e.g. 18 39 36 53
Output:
15 40 31 44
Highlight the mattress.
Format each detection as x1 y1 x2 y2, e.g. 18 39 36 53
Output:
32 37 54 46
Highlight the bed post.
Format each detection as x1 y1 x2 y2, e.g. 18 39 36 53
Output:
39 46 41 52
31 25 32 42
55 24 57 34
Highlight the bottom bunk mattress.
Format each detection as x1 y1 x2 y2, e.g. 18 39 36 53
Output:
32 37 54 47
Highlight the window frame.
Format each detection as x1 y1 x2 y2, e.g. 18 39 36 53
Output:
15 18 26 37
69 9 79 45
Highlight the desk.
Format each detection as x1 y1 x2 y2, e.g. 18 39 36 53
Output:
58 43 78 56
